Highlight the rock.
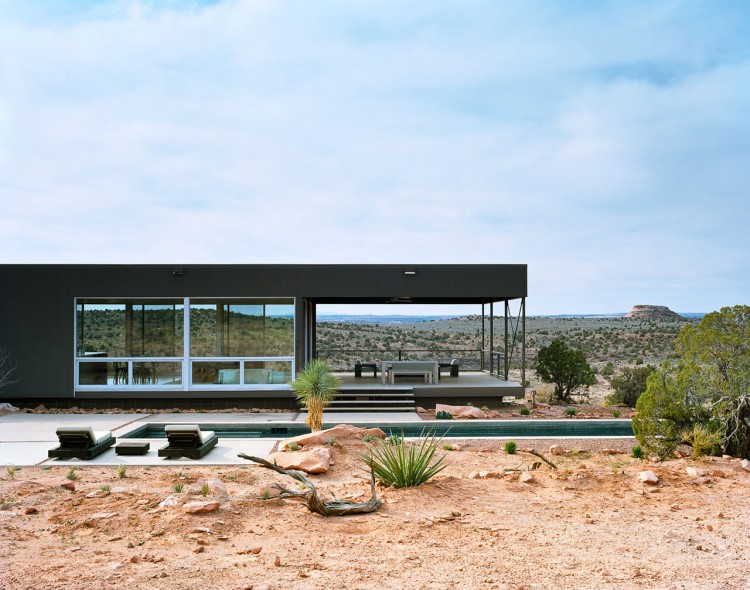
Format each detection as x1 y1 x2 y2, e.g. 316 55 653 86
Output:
279 424 385 451
686 467 703 477
638 471 659 484
255 484 283 498
194 546 205 554
159 496 182 508
183 501 221 514
549 445 565 456
24 507 38 514
519 472 535 483
625 305 684 321
468 470 500 479
60 481 75 491
266 447 331 474
108 562 124 571
0 402 19 412
600 449 620 455
274 555 282 567
199 478 227 495
435 404 485 419
740 459 750 472
85 490 109 499
416 407 427 413
35 404 46 412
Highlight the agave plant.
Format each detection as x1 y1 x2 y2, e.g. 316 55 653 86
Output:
361 430 448 488
290 359 341 431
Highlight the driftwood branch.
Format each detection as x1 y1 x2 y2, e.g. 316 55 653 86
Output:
238 453 382 516
519 449 558 470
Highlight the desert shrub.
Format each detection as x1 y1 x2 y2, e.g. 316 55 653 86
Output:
634 305 750 459
100 485 111 492
442 444 455 451
519 407 531 416
681 424 723 459
611 409 622 418
600 362 615 378
115 465 127 479
6 465 20 480
288 441 300 451
435 410 453 420
325 437 337 446
172 482 184 493
565 408 577 417
361 431 448 488
631 445 644 459
606 365 654 407
504 440 517 454
535 340 596 403
362 433 379 443
200 483 210 497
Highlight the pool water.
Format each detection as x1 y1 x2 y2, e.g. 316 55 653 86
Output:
122 419 634 439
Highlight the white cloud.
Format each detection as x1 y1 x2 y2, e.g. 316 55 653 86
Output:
0 1 748 314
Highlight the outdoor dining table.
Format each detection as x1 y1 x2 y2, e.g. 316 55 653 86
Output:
381 360 439 385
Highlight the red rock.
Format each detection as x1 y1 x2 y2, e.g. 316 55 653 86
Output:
267 447 331 474
435 404 485 419
60 481 75 491
183 501 221 514
279 424 385 451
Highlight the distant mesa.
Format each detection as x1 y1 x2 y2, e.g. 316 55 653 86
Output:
625 305 684 321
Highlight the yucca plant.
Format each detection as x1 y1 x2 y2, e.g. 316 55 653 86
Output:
361 431 448 488
290 359 341 431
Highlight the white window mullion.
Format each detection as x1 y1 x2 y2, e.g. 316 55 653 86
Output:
183 297 190 390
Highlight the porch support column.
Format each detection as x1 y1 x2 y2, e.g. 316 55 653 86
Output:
489 302 494 375
504 300 510 380
480 303 485 371
521 296 526 391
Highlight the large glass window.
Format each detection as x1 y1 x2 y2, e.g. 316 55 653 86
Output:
76 301 184 357
75 297 294 390
189 300 294 358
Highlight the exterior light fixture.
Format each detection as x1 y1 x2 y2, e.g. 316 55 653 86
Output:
404 269 416 275
172 267 185 276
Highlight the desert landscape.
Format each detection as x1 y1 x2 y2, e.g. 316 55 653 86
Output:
2 428 750 590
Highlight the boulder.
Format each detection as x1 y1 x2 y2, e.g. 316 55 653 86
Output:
279 424 385 451
435 404 485 419
740 459 750 472
266 447 331 474
686 467 703 477
519 472 535 483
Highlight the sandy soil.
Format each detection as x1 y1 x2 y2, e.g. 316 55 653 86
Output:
2 436 749 590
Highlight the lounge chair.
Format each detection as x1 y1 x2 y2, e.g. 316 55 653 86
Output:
48 426 115 460
158 424 218 459
354 360 378 378
438 359 460 378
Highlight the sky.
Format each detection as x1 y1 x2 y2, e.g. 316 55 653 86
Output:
1 1 749 316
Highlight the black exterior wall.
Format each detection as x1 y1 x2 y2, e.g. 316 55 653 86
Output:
0 264 526 402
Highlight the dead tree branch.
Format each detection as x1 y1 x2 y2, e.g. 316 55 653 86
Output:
519 449 558 470
238 453 382 516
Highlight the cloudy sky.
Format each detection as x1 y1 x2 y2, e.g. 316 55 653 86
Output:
1 1 748 315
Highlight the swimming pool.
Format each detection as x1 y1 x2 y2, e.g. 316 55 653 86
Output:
122 419 634 439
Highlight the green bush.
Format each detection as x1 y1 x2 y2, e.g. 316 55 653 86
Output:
519 407 531 416
634 306 750 459
535 340 596 403
606 365 654 407
631 445 644 459
504 440 517 454
435 410 453 420
361 431 448 488
565 408 577 417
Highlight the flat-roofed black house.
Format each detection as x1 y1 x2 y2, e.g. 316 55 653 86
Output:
0 264 527 409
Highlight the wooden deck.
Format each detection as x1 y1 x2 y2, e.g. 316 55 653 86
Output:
333 371 525 400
